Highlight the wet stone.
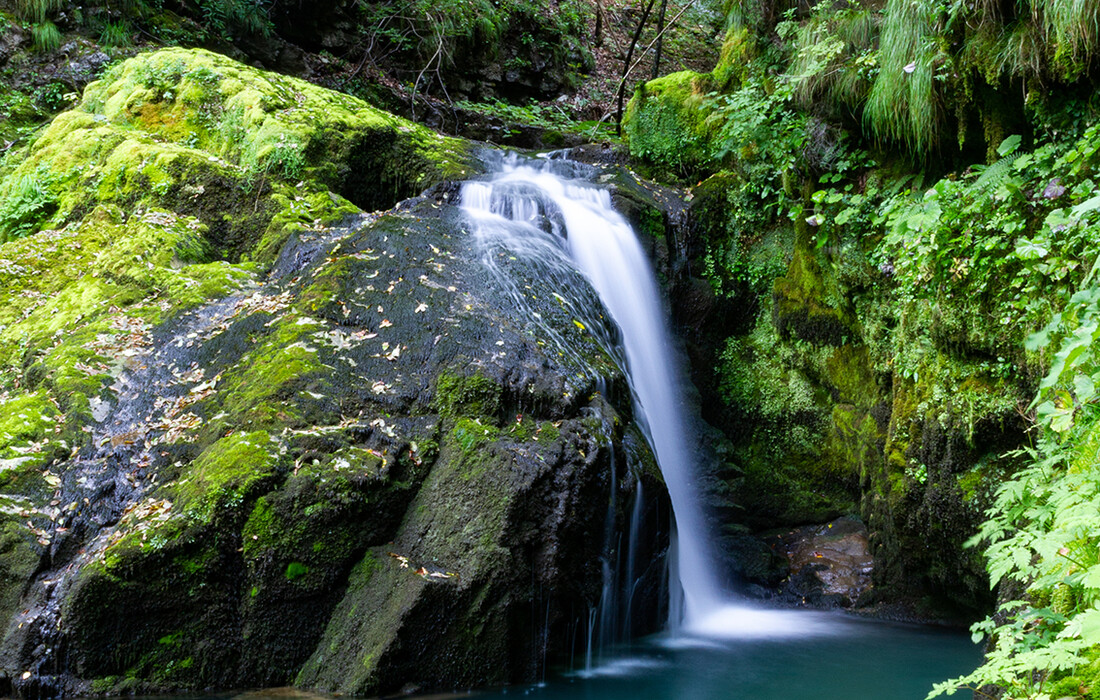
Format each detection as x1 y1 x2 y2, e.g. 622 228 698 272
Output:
766 516 874 607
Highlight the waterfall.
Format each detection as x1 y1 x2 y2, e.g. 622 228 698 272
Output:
461 153 723 626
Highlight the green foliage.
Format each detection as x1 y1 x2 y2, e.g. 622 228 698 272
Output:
0 172 57 242
99 21 133 47
357 0 588 92
623 71 718 179
785 0 878 113
198 0 272 39
716 0 1100 160
875 127 1100 359
922 128 1100 700
697 180 791 297
710 79 804 187
31 81 74 112
454 97 614 140
14 0 62 24
928 423 1100 698
29 20 61 51
862 0 948 157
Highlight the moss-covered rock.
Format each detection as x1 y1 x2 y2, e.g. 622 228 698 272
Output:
0 53 668 693
681 158 1016 617
622 71 718 180
0 47 472 258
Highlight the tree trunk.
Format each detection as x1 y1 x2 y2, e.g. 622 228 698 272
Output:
616 0 658 137
651 0 668 80
594 0 606 47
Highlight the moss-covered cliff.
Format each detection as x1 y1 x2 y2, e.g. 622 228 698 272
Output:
620 0 1100 692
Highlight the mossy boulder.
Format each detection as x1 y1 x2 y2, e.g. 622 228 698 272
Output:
0 47 473 258
622 71 718 180
676 159 1016 614
772 222 855 346
0 52 668 694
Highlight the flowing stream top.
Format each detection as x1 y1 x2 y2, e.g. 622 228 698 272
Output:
460 153 724 624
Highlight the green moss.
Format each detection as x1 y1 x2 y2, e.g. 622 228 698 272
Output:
824 345 878 407
955 465 984 503
285 561 309 581
0 47 473 261
82 47 470 190
435 371 503 421
0 390 60 452
242 497 275 559
1044 645 1100 699
251 184 359 264
0 202 256 480
0 86 48 148
499 416 560 444
0 518 40 631
773 244 852 346
696 182 794 298
719 312 832 423
823 404 882 482
176 430 280 521
622 71 718 179
451 418 501 464
212 317 325 430
712 26 756 91
296 550 394 691
536 420 560 442
734 456 854 526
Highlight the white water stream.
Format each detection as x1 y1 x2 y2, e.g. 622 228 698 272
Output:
461 153 831 642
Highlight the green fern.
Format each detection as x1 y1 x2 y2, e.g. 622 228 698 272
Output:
972 154 1015 190
0 174 57 243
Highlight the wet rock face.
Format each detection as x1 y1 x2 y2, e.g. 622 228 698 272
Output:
764 516 874 608
0 49 669 698
0 197 666 698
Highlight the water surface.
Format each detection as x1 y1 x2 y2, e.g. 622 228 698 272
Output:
132 610 976 700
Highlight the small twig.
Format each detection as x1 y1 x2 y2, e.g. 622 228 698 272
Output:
411 22 445 121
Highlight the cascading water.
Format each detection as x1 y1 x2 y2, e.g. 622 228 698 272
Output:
461 153 723 627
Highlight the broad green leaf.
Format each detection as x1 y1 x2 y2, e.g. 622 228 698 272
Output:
997 134 1022 157
1015 238 1049 260
1075 374 1096 402
1072 194 1100 219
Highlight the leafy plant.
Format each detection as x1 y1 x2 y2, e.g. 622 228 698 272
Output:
925 127 1100 700
0 173 58 243
708 79 805 203
100 21 133 47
